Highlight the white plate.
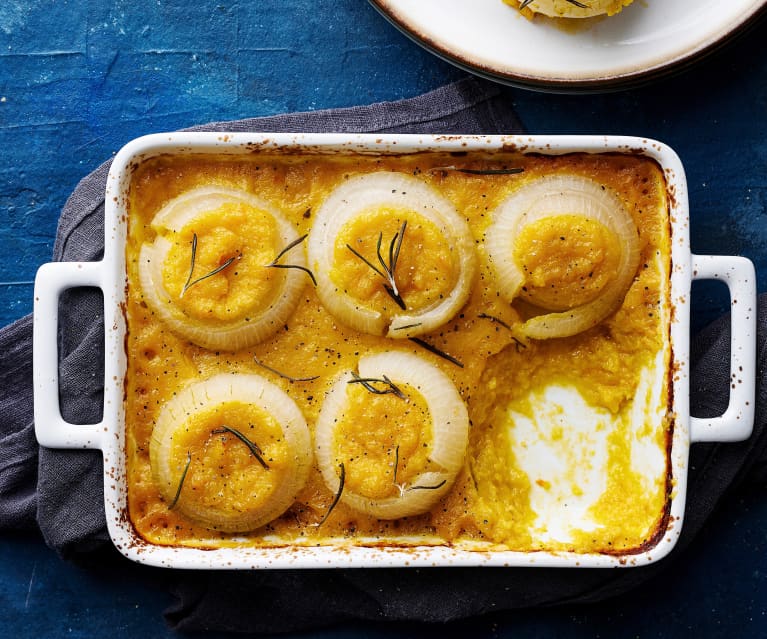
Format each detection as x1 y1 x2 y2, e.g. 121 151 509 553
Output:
370 0 767 91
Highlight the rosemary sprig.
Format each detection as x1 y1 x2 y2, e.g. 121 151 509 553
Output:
266 234 317 285
429 166 524 176
254 356 320 383
478 313 527 351
211 425 269 470
346 221 407 310
169 451 192 509
348 371 406 400
318 462 345 526
477 312 511 330
392 444 446 494
180 233 237 298
408 337 464 368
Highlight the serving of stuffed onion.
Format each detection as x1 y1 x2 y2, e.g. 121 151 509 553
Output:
506 0 635 19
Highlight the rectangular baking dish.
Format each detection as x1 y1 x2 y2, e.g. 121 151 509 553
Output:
33 133 756 569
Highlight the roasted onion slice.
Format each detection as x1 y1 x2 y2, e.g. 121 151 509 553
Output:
486 175 640 339
314 352 469 520
149 373 312 532
307 172 476 338
138 186 306 351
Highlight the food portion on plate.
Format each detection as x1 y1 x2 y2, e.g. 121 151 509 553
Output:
504 0 634 19
125 149 672 555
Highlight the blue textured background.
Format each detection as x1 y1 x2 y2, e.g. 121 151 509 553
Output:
0 0 464 323
1 1 766 637
2 2 767 328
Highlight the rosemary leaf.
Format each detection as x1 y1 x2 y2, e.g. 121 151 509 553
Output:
273 233 308 262
383 285 406 310
429 165 524 176
254 356 320 383
393 444 400 486
477 312 511 330
477 313 526 350
408 337 464 368
180 232 238 298
385 222 406 301
211 425 269 470
181 233 198 296
267 262 317 286
409 479 447 491
348 371 406 400
318 462 345 526
266 234 317 285
346 243 386 279
169 451 192 510
392 323 423 331
454 167 524 176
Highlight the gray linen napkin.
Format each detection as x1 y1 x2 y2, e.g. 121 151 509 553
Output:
1 77 765 633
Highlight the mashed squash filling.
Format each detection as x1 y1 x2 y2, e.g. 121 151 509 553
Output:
331 384 434 501
162 402 289 515
514 214 622 310
161 202 281 322
125 151 672 554
331 208 458 319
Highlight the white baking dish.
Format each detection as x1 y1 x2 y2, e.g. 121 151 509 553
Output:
33 133 756 569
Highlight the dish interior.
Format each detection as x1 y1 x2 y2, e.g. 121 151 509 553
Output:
124 148 673 557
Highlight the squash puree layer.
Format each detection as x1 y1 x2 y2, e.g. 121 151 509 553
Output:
514 214 621 310
161 202 281 322
162 402 289 518
125 151 671 554
332 384 434 500
331 208 458 318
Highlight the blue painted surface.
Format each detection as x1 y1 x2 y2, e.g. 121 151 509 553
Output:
1 1 766 636
0 488 764 637
0 0 464 325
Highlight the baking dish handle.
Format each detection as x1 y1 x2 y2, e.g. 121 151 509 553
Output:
689 254 757 443
33 261 104 450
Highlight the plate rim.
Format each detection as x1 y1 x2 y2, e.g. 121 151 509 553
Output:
369 0 767 92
